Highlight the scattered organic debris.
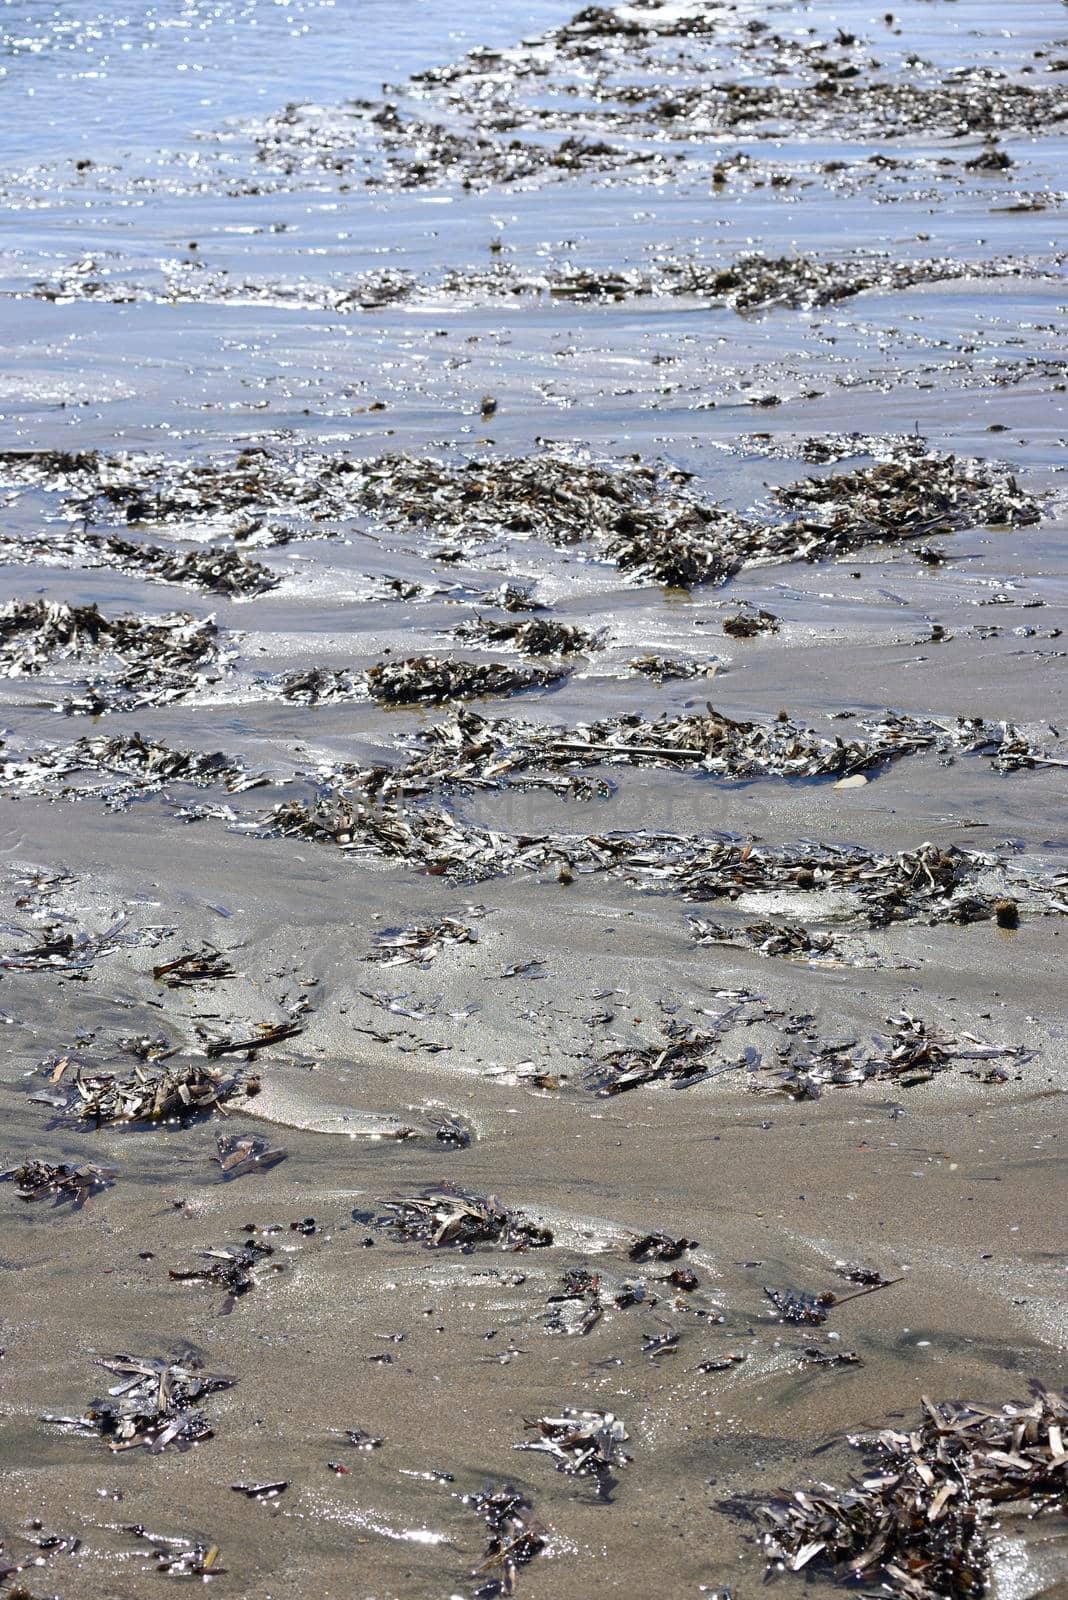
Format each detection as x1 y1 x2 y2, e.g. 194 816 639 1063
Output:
381 1185 553 1250
203 1020 304 1058
688 919 872 966
629 1233 698 1263
0 731 257 805
775 453 1040 542
586 996 754 1095
0 527 277 597
398 705 1057 792
517 1409 630 1485
366 655 568 706
466 1485 546 1596
44 1354 234 1453
756 1014 1030 1099
722 609 780 638
0 599 224 711
214 1133 288 1180
545 1267 603 1337
451 616 599 656
764 1275 900 1325
133 1533 225 1578
367 915 476 967
0 1158 116 1207
153 947 236 987
169 1239 278 1310
799 1346 864 1368
231 1481 288 1500
41 1059 249 1125
628 654 716 681
750 1383 1068 1600
0 919 133 972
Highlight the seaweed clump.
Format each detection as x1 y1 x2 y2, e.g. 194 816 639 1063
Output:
465 1485 546 1596
41 1059 249 1126
775 454 1040 540
517 1409 631 1482
44 1354 235 1454
751 1384 1068 1600
0 600 223 711
366 656 569 706
1 1158 116 1207
381 1185 553 1250
451 616 599 656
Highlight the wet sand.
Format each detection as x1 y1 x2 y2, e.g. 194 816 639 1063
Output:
0 1 1066 1596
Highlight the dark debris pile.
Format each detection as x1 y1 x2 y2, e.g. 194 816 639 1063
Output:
752 1384 1068 1600
368 915 477 967
755 1013 1030 1100
0 599 224 712
44 1354 235 1453
465 1485 546 1597
366 655 569 706
381 1185 554 1250
517 1409 630 1482
153 947 236 987
169 1239 279 1311
1 1158 116 1207
39 1058 249 1125
451 615 600 656
0 527 276 597
397 705 1056 790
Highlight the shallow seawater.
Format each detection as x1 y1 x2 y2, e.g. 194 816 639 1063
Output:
0 1 1066 1597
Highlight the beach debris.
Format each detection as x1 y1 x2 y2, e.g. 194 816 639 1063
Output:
43 1059 249 1125
381 1185 553 1251
366 655 568 706
698 1353 748 1374
43 1354 234 1453
586 996 753 1096
994 898 1019 929
764 1275 900 1325
262 788 1054 928
0 918 134 972
544 1267 603 1336
367 915 476 967
153 947 236 987
757 1015 1030 1099
775 453 1040 541
764 1287 836 1327
0 526 277 597
278 667 360 704
799 1347 864 1368
214 1133 288 1180
342 1427 383 1450
750 1383 1068 1600
722 609 780 638
132 1532 225 1578
671 838 1018 928
397 705 1057 792
231 1482 288 1501
0 731 257 805
203 1019 304 1058
451 616 599 656
0 599 224 711
629 1233 698 1264
628 654 717 681
517 1409 631 1483
0 1158 116 1207
465 1485 546 1597
688 919 873 966
491 583 544 612
169 1239 278 1311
